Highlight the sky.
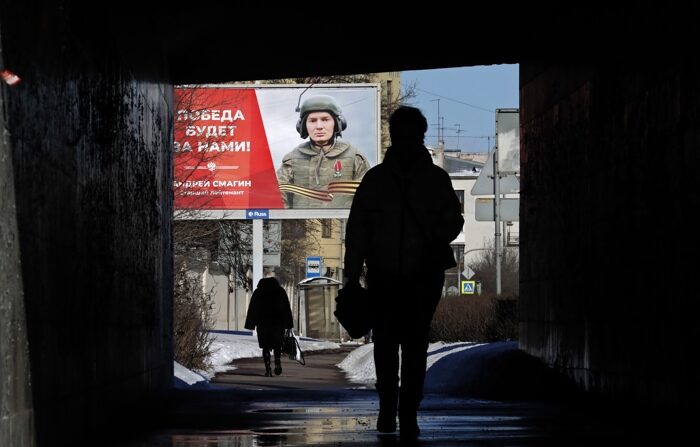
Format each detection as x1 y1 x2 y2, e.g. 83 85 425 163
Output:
401 65 519 153
174 332 532 398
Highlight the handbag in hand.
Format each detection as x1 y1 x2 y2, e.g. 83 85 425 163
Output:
334 282 373 339
282 328 305 365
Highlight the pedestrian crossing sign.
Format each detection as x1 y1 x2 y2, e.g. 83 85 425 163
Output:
461 280 476 295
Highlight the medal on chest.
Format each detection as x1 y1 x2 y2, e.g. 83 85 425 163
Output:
333 160 343 178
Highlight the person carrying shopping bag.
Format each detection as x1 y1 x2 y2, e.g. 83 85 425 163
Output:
244 276 294 376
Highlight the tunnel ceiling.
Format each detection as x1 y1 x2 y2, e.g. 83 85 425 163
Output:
6 3 696 84
152 6 697 84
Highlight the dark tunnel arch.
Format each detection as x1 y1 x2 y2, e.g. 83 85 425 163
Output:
2 3 700 446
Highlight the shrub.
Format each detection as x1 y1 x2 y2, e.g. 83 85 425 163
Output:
430 294 518 343
173 269 215 371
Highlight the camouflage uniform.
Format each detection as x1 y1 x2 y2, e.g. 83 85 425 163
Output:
276 94 371 208
276 140 370 208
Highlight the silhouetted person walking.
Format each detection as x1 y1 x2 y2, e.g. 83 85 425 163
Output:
244 277 294 377
344 106 464 438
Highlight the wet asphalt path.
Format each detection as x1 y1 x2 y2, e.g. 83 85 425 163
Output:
110 346 687 446
211 345 362 391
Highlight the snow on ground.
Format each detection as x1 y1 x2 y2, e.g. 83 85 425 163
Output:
175 331 552 399
175 330 341 386
337 341 491 389
174 361 207 385
336 343 376 385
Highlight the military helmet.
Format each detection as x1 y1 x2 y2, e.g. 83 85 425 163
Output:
296 95 348 139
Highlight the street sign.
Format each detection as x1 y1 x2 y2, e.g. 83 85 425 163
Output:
246 209 269 219
496 109 520 175
461 280 476 295
306 256 323 278
475 198 519 221
471 150 520 196
462 266 475 280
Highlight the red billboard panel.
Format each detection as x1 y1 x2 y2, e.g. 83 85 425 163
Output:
174 87 283 209
174 85 379 211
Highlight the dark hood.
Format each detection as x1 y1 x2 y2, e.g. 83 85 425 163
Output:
256 277 280 291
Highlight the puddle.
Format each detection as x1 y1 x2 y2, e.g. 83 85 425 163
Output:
251 407 342 415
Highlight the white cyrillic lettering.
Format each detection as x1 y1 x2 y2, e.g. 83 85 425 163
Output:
211 180 252 187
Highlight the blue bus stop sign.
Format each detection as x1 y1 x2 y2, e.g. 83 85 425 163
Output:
306 256 322 278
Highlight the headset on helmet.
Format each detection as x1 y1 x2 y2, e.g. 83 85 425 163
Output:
296 95 347 139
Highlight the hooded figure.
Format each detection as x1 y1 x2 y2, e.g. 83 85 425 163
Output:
344 106 464 438
244 277 294 377
276 95 371 208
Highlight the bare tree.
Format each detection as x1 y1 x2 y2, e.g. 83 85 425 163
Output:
470 241 519 296
174 219 252 291
275 219 321 286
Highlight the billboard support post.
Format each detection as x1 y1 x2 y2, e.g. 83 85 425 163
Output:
253 219 263 290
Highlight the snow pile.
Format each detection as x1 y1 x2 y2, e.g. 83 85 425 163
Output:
173 361 211 389
337 343 376 385
207 332 263 377
337 341 488 388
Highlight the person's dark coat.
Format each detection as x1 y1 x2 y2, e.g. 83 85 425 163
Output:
244 277 294 349
344 143 464 279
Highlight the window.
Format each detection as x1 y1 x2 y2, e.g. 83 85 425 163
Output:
321 220 332 238
455 190 465 214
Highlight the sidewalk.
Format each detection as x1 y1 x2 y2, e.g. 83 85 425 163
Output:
115 347 685 446
210 345 360 390
138 387 669 447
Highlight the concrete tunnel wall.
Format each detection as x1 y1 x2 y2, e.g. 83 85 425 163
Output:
519 63 700 408
0 3 173 446
3 4 700 445
0 59 34 446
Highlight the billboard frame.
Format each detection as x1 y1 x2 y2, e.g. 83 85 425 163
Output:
173 83 382 220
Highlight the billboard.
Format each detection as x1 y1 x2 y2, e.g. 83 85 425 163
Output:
174 84 380 211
